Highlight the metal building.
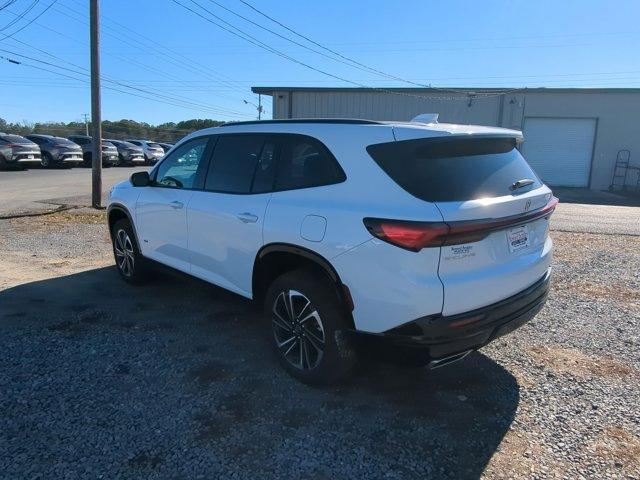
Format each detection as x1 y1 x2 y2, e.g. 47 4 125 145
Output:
251 86 640 191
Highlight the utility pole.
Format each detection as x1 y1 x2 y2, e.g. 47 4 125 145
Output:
244 97 264 121
82 113 89 135
90 0 102 209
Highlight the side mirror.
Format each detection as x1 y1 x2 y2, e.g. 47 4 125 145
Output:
130 171 150 187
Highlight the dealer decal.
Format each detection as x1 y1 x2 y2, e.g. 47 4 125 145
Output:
443 245 475 260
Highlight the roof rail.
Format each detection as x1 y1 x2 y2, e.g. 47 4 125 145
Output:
220 118 384 127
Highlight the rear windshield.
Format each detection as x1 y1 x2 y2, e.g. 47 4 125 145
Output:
367 136 541 202
148 143 162 149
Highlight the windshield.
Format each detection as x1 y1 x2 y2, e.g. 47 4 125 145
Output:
0 134 32 144
53 137 79 146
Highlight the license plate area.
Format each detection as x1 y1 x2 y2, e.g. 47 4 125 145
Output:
506 225 530 253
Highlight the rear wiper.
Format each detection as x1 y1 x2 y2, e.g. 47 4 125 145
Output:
509 178 535 191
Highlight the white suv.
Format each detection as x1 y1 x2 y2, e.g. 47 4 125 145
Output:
124 139 165 165
107 119 557 384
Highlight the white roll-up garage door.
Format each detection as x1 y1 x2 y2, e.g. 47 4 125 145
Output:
521 117 596 187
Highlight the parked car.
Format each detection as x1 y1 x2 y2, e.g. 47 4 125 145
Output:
105 139 145 166
124 139 165 165
67 135 118 168
107 118 557 384
25 134 83 168
0 133 41 169
158 142 174 153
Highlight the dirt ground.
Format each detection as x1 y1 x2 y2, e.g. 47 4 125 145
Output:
1 208 639 479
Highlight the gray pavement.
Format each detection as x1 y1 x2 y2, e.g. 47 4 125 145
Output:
0 166 147 217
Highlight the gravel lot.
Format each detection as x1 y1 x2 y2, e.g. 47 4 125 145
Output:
0 206 639 479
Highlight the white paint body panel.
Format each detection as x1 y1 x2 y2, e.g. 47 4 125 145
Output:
135 187 194 272
187 191 272 297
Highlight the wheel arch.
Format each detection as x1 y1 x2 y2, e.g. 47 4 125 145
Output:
107 203 142 253
252 243 354 326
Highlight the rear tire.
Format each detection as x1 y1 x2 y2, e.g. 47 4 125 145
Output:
264 270 358 385
111 219 148 284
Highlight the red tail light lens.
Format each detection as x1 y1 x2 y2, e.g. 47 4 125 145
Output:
364 196 559 252
363 218 449 251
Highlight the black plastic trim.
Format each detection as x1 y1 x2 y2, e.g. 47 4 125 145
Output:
257 243 340 283
106 203 142 254
350 271 551 362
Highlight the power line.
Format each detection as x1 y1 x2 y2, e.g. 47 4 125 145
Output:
172 0 512 101
233 0 524 95
0 0 38 31
0 51 250 117
0 0 58 40
0 38 250 117
57 0 252 97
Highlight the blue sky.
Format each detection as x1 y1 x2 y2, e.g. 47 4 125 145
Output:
1 0 639 124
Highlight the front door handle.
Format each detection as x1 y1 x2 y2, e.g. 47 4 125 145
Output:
237 212 258 223
170 200 184 209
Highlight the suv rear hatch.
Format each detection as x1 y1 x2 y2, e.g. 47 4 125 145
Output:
367 132 556 316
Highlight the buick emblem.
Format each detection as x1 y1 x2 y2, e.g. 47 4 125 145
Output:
524 200 531 212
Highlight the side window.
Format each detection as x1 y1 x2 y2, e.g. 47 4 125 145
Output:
275 135 345 191
205 134 265 194
251 140 277 193
154 137 209 189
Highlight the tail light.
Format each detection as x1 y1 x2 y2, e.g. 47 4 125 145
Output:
364 197 559 252
363 218 449 251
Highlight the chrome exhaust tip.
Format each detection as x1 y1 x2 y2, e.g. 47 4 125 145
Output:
428 350 472 369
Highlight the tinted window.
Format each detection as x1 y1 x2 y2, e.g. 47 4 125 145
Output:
252 141 277 193
154 137 209 189
27 136 47 145
205 135 265 194
52 137 78 146
367 137 541 202
275 136 345 191
128 140 141 146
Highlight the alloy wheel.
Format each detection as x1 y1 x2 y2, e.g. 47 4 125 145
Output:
272 290 325 370
114 229 135 277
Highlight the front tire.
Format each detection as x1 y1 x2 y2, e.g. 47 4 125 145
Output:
264 270 358 385
41 152 53 168
111 219 147 284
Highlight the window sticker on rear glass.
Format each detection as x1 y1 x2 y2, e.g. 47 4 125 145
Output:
443 245 475 261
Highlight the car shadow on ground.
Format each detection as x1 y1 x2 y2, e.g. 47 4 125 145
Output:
1 267 520 478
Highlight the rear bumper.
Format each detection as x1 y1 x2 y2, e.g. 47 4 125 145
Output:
350 269 550 363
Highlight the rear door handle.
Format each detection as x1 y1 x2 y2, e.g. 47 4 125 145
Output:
170 200 184 209
237 212 258 223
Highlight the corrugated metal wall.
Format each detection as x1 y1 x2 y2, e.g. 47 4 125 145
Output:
273 90 502 125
